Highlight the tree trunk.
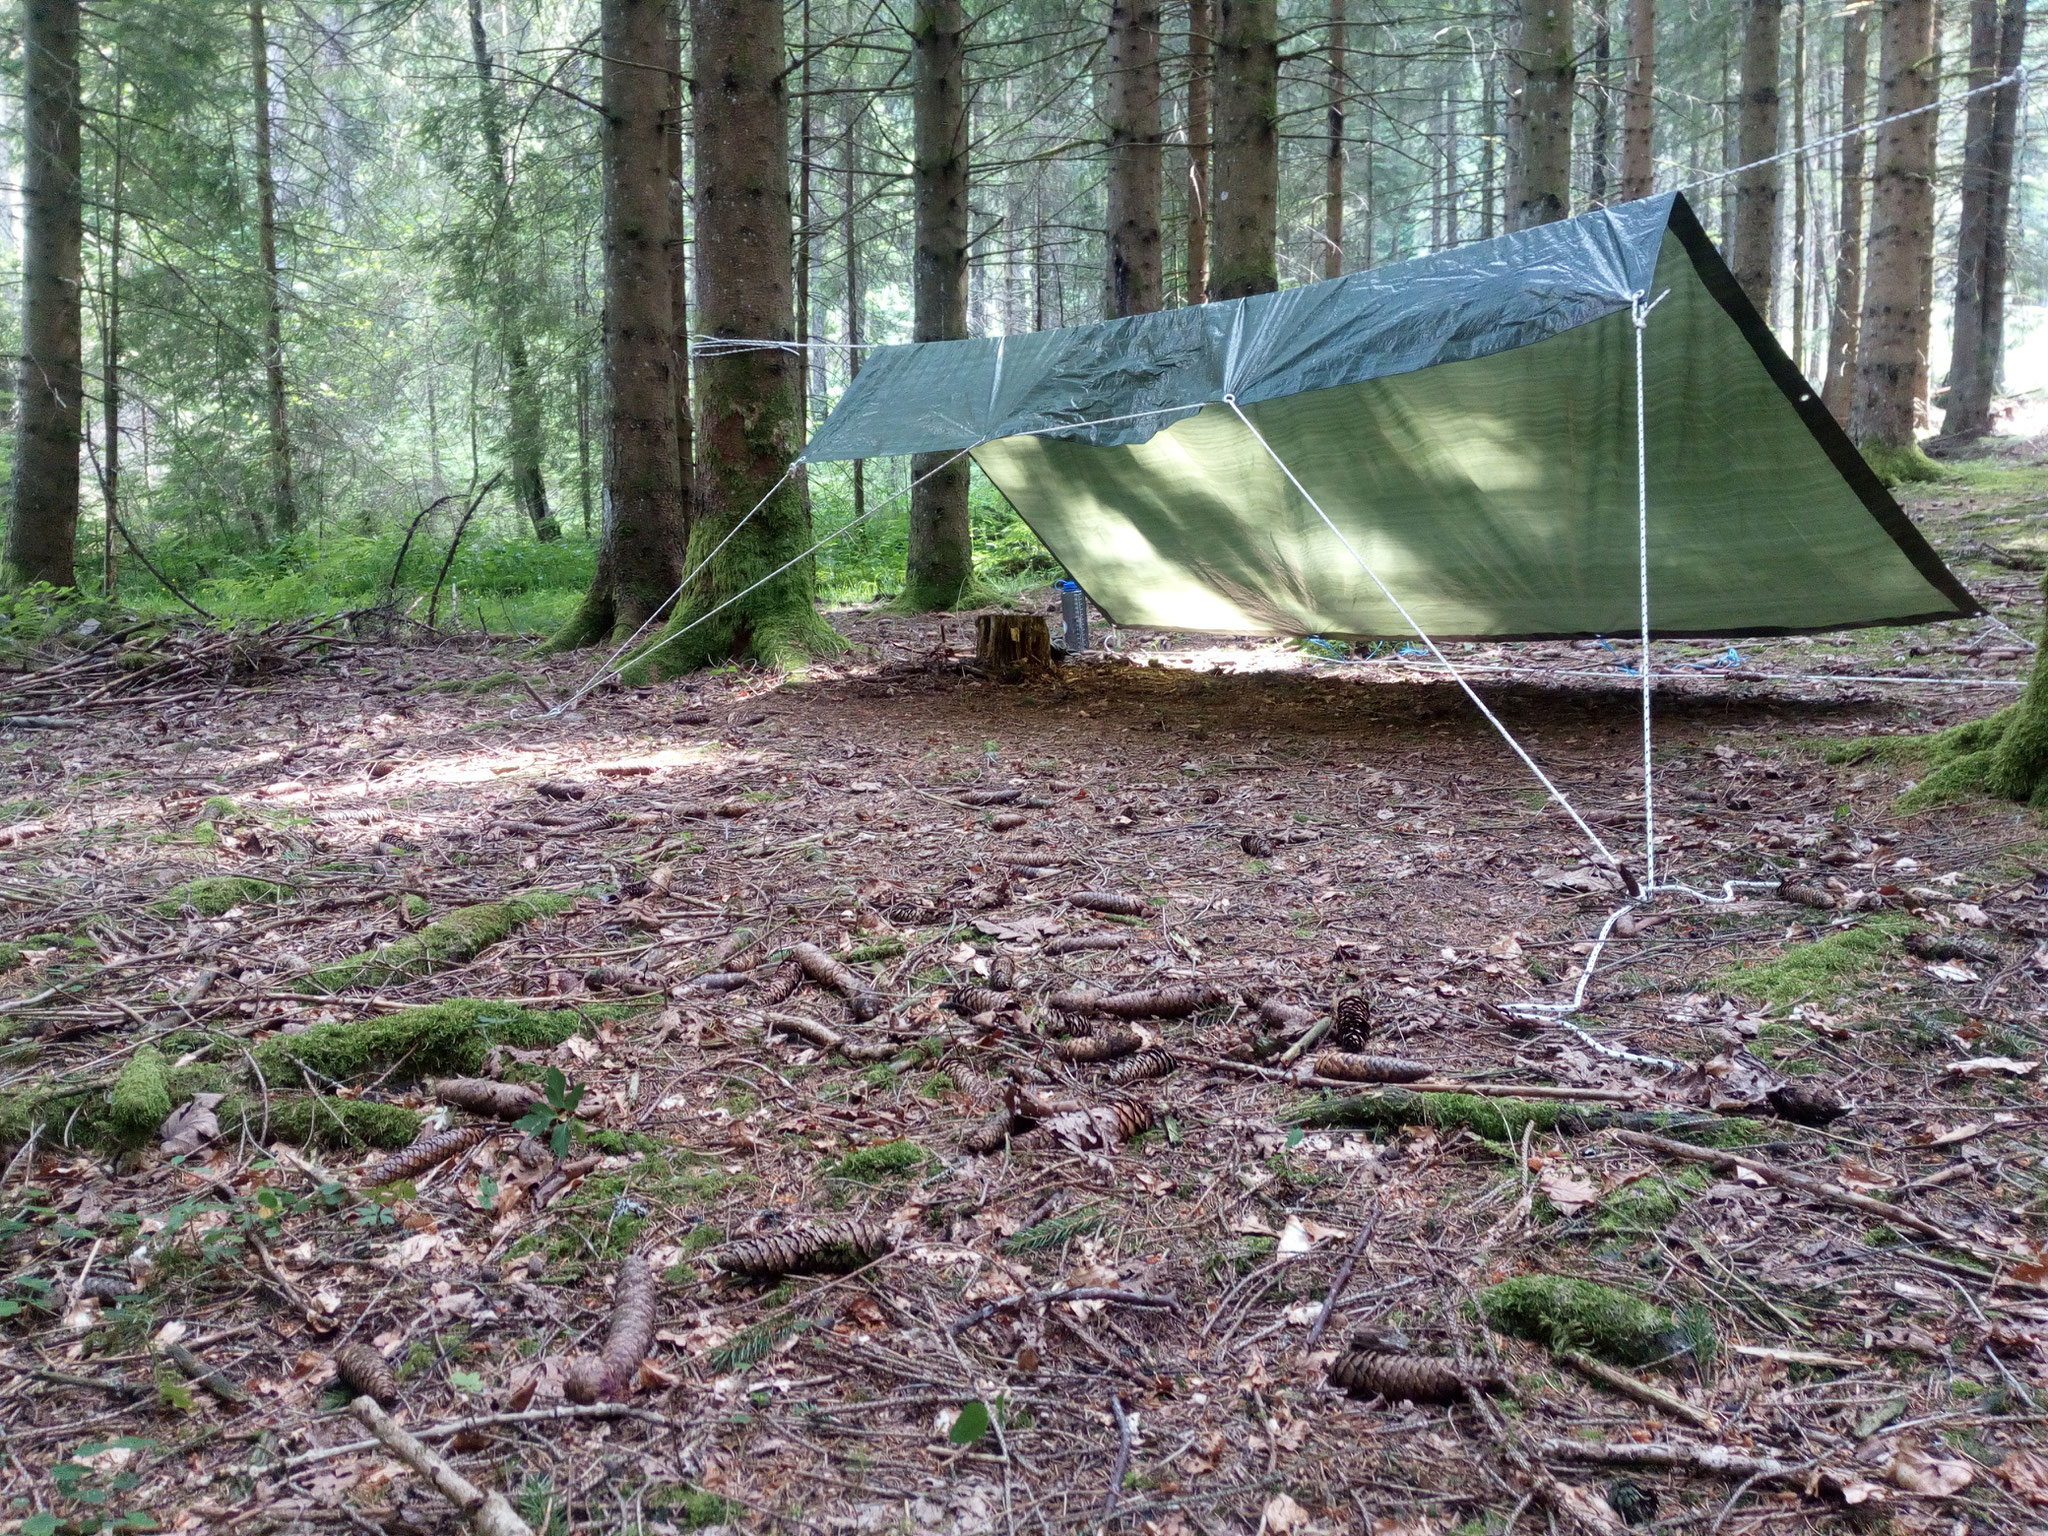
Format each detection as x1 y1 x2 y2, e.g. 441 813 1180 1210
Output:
1588 0 1611 206
1942 0 2025 438
1186 0 1211 303
663 0 693 527
468 0 558 542
1731 0 1781 321
250 0 297 542
100 63 125 598
1820 7 1866 423
1322 0 1345 277
902 0 973 611
794 0 812 436
1789 0 1806 370
1617 0 1654 200
1980 0 2026 402
546 0 684 652
7 0 82 591
640 0 840 671
1507 0 1572 230
1851 0 1937 457
1480 69 1495 238
1105 0 1163 314
1211 0 1278 297
843 100 864 527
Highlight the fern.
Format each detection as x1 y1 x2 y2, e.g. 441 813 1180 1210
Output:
1001 1205 1106 1254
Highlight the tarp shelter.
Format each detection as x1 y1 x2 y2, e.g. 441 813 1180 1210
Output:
801 192 1977 641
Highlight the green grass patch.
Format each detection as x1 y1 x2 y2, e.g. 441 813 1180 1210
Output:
1715 913 1914 1011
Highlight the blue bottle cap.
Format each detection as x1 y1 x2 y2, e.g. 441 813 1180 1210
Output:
1060 579 1079 591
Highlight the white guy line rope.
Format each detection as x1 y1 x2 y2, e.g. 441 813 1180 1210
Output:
1631 288 1669 890
1680 59 2040 192
1221 395 1628 879
1340 654 2028 688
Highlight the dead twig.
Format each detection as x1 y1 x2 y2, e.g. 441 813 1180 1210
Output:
349 1395 535 1536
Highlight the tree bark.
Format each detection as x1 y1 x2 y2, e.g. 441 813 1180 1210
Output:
1322 0 1345 276
7 0 83 590
1942 0 2026 438
250 0 297 542
843 99 864 527
1185 0 1212 304
1979 0 2026 404
639 0 840 671
1617 0 1654 200
100 63 125 598
547 0 685 652
1211 0 1278 297
1851 0 1937 454
1820 6 1866 423
1588 0 1611 205
1507 0 1572 230
1731 0 1781 321
468 0 558 542
902 0 973 610
1105 0 1163 314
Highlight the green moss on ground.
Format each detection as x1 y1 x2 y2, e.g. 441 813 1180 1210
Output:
1281 1089 1570 1140
1594 1169 1710 1236
253 998 590 1085
1716 913 1913 1011
825 1138 932 1183
151 876 294 918
1860 440 1949 486
0 944 24 975
307 892 573 991
225 1094 421 1149
108 1046 171 1148
1477 1275 1675 1365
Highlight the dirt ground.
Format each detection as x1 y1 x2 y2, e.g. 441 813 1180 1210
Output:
2 469 2047 1536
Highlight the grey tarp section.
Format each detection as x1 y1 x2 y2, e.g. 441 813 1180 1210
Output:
799 193 1977 639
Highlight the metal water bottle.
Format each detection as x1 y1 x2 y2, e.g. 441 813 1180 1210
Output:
1059 580 1090 651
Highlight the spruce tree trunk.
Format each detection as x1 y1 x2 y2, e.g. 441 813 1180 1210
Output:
1211 0 1278 298
101 65 125 598
1980 0 2027 405
546 0 684 652
1731 0 1781 321
1322 0 1345 277
639 0 840 671
250 0 297 542
663 0 693 527
1186 0 1212 304
1105 0 1163 315
1617 0 1654 201
1588 0 1611 205
1942 0 2025 438
902 0 974 611
469 0 558 542
1507 0 1572 230
6 0 83 591
1851 0 1937 455
843 103 864 526
1820 8 1867 424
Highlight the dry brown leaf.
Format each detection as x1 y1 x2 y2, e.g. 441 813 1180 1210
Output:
1537 1164 1599 1214
1997 1449 2048 1504
1886 1444 1975 1497
1260 1492 1311 1536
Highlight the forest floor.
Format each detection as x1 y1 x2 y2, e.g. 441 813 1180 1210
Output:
3 463 2048 1536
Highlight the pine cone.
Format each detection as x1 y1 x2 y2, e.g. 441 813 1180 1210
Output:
566 1253 657 1403
1327 1348 1473 1405
754 961 803 1006
333 1342 399 1407
1313 1051 1432 1084
1054 1027 1146 1063
789 942 885 1020
1105 1047 1176 1085
358 1123 497 1188
707 1220 892 1278
1330 991 1372 1050
961 1106 1031 1154
429 1077 542 1121
1067 890 1147 916
1242 832 1274 858
1102 1094 1154 1141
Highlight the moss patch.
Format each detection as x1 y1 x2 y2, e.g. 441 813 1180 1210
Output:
307 892 573 992
1716 914 1913 1011
151 876 295 919
1281 1089 1571 1140
252 998 591 1086
1477 1275 1675 1366
1860 440 1949 486
825 1138 932 1184
223 1093 422 1149
108 1047 172 1149
1594 1169 1709 1236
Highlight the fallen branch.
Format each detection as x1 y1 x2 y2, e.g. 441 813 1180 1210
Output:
1534 1438 1805 1482
1554 1348 1717 1429
1186 1053 1642 1102
788 942 885 1020
162 1341 250 1406
350 1395 535 1536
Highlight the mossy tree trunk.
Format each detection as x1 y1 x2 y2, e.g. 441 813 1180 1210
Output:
634 0 843 676
1211 0 1278 298
1986 582 2048 802
545 0 685 652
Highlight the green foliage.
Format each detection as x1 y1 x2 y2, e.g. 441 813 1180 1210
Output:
825 1139 932 1184
150 876 293 918
307 891 573 991
513 1066 588 1158
1002 1205 1107 1253
1476 1275 1676 1365
108 1047 172 1149
250 997 590 1085
1716 914 1914 1010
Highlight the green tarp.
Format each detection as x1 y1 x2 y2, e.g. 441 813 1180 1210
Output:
801 193 1976 640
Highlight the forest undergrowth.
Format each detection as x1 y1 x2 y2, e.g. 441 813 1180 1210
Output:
1 475 2047 1535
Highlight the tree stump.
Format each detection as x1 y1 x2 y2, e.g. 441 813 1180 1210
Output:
976 613 1053 677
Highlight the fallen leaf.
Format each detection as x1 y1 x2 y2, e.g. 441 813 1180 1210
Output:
971 910 1065 943
159 1093 224 1159
1261 1492 1311 1535
1997 1449 2048 1505
1945 1056 2040 1078
1926 961 1980 983
1538 1164 1599 1215
1533 863 1624 895
1887 1444 1974 1496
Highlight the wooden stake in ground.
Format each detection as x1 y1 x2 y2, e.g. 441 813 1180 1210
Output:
351 1395 535 1536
